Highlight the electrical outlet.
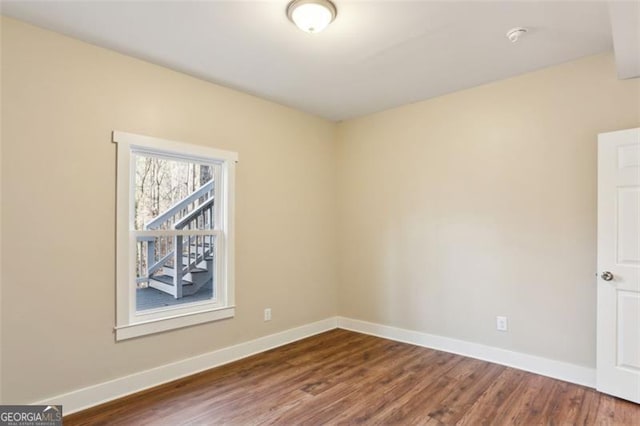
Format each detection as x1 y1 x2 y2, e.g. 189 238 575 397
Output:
496 316 508 332
264 308 272 321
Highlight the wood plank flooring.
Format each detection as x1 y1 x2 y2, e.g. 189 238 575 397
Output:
65 329 640 425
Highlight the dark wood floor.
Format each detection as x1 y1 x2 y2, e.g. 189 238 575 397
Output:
65 329 639 425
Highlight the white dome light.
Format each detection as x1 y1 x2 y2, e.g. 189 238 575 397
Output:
287 0 337 34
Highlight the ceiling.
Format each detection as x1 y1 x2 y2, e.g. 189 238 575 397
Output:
0 1 618 121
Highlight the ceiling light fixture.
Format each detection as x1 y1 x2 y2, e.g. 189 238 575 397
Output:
287 0 337 34
506 27 528 43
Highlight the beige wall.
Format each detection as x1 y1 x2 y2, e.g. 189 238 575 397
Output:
2 14 640 406
336 53 640 368
0 17 338 403
0 16 3 404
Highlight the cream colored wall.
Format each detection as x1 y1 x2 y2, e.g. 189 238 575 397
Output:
0 16 4 404
336 53 640 368
2 13 639 406
0 17 338 403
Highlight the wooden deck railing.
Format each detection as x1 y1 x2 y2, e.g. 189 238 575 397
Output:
137 180 215 298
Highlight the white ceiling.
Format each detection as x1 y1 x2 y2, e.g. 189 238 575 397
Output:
1 1 616 121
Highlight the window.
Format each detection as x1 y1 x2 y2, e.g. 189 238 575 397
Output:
113 131 237 340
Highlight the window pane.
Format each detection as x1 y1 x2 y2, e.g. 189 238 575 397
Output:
135 234 216 312
134 154 215 231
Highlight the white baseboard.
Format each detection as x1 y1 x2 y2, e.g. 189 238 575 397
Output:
337 316 596 388
36 317 338 415
36 315 595 416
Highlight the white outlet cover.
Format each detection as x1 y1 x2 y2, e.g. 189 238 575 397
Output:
496 316 508 331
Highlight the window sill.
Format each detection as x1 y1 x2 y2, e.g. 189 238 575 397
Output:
115 306 235 341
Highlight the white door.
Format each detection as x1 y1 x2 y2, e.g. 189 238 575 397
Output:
597 127 640 403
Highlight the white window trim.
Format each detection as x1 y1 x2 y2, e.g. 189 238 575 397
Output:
113 131 237 341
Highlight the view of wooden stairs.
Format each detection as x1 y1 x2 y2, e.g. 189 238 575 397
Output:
147 245 214 297
138 180 215 299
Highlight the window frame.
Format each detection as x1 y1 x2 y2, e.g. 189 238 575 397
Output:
113 131 237 340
